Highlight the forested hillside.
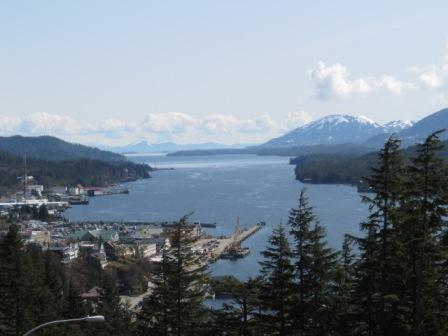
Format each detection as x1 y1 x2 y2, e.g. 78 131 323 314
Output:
293 137 448 185
0 135 125 162
0 149 150 195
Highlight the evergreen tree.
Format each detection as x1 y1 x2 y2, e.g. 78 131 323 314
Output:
138 216 208 336
210 277 260 336
64 280 87 319
257 224 295 335
38 204 50 221
331 236 357 336
0 225 34 335
43 250 67 318
93 273 134 336
353 136 409 336
288 189 339 336
400 130 448 335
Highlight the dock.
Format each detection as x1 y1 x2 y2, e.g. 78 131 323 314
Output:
195 222 263 261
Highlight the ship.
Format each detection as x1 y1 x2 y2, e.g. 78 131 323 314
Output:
220 246 250 259
220 217 251 260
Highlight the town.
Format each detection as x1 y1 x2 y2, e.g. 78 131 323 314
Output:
0 177 263 310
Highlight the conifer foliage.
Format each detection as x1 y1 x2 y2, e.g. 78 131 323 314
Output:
288 189 339 336
258 224 295 335
138 216 208 336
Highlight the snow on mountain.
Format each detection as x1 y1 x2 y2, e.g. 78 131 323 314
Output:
383 120 414 133
260 114 385 148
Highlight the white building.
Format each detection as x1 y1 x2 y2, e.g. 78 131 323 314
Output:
136 243 157 258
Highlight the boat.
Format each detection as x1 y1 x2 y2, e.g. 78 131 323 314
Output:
220 217 251 260
220 246 250 259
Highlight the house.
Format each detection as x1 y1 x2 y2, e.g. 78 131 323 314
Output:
80 286 101 306
104 241 135 259
84 187 106 197
26 185 45 198
136 243 157 258
29 230 51 246
49 243 80 264
68 184 85 196
50 186 68 195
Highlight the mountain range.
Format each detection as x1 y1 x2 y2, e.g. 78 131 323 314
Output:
260 108 448 150
100 141 251 154
259 115 414 149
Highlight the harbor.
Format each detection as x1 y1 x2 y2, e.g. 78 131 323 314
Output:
194 221 264 262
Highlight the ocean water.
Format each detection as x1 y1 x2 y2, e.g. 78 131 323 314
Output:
66 154 368 279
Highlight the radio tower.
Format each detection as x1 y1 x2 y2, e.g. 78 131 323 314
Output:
23 154 28 203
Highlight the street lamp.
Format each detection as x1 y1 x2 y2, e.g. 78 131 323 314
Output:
23 315 105 336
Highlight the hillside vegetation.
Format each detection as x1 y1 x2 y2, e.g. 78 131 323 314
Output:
0 135 125 162
0 149 150 196
293 139 448 185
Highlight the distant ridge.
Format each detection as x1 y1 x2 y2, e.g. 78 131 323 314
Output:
258 114 413 149
101 141 250 154
398 107 448 145
0 135 125 162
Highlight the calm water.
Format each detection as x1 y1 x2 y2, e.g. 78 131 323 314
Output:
66 154 368 279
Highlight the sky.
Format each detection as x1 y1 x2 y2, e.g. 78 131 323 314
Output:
0 1 447 146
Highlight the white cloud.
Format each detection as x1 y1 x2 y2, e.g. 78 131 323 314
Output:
141 112 199 134
239 115 277 133
310 62 415 100
285 111 313 129
201 114 238 133
0 111 293 144
15 113 81 135
95 118 136 133
310 62 371 100
312 40 448 102
0 116 20 133
374 75 416 94
409 65 444 89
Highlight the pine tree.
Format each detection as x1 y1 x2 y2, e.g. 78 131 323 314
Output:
0 225 34 335
257 224 295 335
288 189 339 336
64 280 88 319
138 216 208 336
400 131 448 336
353 136 409 336
331 235 357 336
210 277 260 336
94 273 134 336
43 250 67 319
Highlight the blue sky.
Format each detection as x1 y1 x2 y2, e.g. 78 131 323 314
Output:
0 1 447 145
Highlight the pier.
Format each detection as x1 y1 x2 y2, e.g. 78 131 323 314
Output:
195 222 264 261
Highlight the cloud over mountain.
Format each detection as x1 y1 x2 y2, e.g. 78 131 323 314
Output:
312 41 448 102
0 111 294 144
310 62 415 100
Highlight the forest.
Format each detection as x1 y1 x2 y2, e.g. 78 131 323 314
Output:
293 139 448 186
0 149 150 196
1 131 448 335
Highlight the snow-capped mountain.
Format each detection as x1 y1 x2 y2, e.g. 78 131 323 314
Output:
383 120 414 133
260 115 386 148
